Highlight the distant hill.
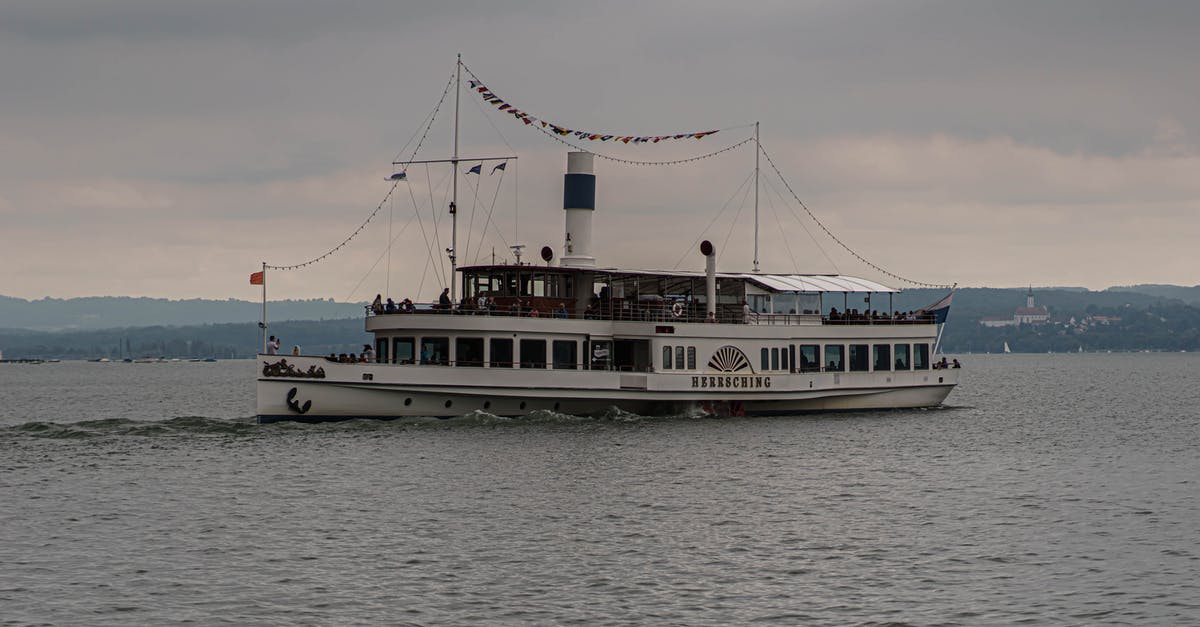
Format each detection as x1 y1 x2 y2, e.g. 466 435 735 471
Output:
1107 284 1200 306
0 318 369 360
0 295 366 331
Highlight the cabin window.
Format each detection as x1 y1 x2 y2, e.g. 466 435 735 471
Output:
781 348 789 371
456 337 484 367
797 293 821 315
799 344 821 373
761 347 770 371
772 294 797 315
420 337 449 366
914 343 930 370
894 344 911 370
825 345 845 372
490 338 513 368
375 338 389 364
663 346 673 370
520 339 547 369
748 294 769 314
873 345 891 372
771 348 780 371
675 346 685 370
849 344 870 372
393 337 415 365
686 346 696 370
553 340 577 370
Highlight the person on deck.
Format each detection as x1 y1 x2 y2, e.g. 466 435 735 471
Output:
437 288 452 310
267 335 279 355
371 294 384 315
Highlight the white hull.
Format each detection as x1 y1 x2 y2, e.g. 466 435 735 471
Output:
257 355 958 422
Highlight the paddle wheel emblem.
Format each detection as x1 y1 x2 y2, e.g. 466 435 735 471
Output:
708 346 751 373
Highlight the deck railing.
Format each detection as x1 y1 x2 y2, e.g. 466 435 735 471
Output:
365 302 935 325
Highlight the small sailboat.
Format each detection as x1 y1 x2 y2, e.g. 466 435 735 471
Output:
1003 341 1011 354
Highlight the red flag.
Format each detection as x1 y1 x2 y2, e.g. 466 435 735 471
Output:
249 271 264 285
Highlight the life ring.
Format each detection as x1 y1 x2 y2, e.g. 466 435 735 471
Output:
671 302 684 318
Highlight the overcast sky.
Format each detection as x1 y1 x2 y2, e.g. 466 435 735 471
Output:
2 0 1198 302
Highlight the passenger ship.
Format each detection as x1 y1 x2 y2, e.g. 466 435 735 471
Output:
255 62 958 423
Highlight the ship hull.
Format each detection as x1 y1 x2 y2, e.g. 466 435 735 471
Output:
256 356 958 423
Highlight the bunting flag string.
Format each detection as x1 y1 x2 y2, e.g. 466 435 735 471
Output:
462 65 725 144
536 124 755 166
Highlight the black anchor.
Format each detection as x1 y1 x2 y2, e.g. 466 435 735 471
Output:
286 387 312 414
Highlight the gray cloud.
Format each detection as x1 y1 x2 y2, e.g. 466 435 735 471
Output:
1 0 1197 299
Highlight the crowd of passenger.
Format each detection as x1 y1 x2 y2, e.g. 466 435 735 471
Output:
825 308 934 324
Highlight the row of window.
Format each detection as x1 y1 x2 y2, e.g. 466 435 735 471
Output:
376 336 596 370
769 343 931 373
661 345 697 370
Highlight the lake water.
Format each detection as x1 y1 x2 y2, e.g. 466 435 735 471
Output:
2 354 1198 624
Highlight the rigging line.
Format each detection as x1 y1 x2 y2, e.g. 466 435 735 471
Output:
465 166 502 263
406 167 447 291
761 172 838 273
462 162 484 266
671 169 756 269
266 181 397 271
719 173 756 260
423 163 448 289
392 71 456 164
758 142 953 289
470 168 509 264
268 72 454 272
343 209 420 303
762 180 800 274
535 126 755 166
465 81 520 157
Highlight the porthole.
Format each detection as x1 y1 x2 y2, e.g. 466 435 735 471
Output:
445 400 453 408
519 401 527 410
483 401 491 410
554 402 561 412
404 398 412 406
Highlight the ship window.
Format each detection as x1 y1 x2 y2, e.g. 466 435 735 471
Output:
456 337 484 367
894 344 911 370
771 348 780 371
799 345 821 373
393 337 415 364
490 338 513 368
375 338 388 364
773 294 797 315
873 344 891 371
675 346 685 370
761 347 769 371
420 337 449 366
914 343 930 370
520 339 547 369
663 346 673 369
781 349 789 371
748 294 769 314
553 340 577 370
825 345 844 372
686 346 696 370
849 344 869 372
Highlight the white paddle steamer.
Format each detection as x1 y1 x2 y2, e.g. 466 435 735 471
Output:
256 60 958 423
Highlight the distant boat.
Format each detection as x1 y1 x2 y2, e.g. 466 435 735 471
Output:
1003 341 1011 354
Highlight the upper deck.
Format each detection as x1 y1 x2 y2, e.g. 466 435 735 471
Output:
368 264 933 326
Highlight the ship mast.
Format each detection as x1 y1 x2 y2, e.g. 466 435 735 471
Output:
450 54 461 302
753 121 760 273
